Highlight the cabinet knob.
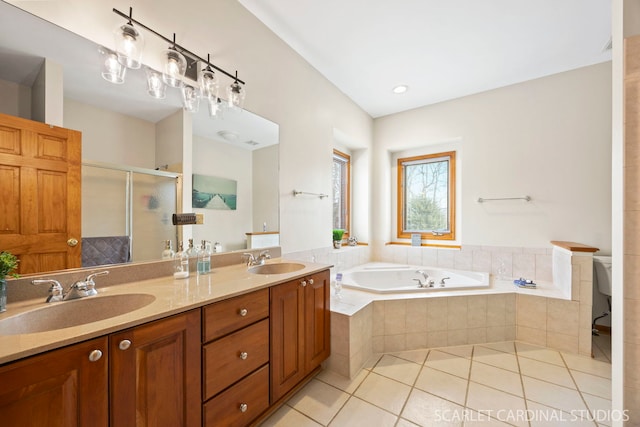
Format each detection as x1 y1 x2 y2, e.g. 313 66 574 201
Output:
88 349 103 362
301 280 307 287
239 351 248 360
308 278 314 285
239 403 248 413
119 339 132 350
239 308 248 317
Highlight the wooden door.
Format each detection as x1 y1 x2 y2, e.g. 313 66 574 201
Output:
0 113 82 274
305 270 331 371
270 278 305 402
109 310 201 427
0 337 109 427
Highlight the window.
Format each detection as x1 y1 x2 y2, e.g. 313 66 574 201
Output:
332 150 350 234
397 151 456 240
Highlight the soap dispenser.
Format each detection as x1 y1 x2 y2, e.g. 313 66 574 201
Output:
173 242 189 279
161 240 174 260
197 240 211 275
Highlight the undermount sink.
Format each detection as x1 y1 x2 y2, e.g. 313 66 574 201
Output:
0 293 156 335
248 262 305 275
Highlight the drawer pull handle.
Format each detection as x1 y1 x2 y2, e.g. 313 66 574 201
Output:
239 308 248 317
119 339 132 350
239 403 248 413
88 349 103 362
308 278 314 285
239 351 248 360
301 280 307 287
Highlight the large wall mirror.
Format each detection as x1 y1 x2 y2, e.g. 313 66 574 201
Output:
0 1 279 274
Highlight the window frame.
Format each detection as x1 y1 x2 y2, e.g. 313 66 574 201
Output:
397 150 456 241
332 149 351 236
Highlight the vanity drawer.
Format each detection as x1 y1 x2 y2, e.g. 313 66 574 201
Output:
203 319 269 399
203 364 269 427
203 288 269 342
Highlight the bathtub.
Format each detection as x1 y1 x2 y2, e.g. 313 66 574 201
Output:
340 262 489 293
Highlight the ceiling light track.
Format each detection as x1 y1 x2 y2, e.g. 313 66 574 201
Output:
112 7 244 85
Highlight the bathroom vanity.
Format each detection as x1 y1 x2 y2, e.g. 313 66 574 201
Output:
0 260 331 427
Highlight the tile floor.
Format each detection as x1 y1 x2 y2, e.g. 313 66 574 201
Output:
260 341 612 427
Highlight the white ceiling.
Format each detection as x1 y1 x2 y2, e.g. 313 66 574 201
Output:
239 0 612 118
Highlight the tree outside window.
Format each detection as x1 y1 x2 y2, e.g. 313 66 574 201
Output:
398 151 456 241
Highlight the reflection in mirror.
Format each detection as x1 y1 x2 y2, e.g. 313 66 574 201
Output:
0 1 279 274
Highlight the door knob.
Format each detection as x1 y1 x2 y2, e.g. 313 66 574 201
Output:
88 349 103 362
67 238 79 247
119 339 132 350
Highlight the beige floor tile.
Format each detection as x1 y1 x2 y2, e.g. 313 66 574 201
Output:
477 341 516 354
362 353 383 370
470 361 523 397
526 401 597 427
522 376 587 413
260 404 323 427
391 348 430 365
396 418 421 427
515 341 565 366
462 410 513 426
571 370 612 399
415 366 468 405
287 379 350 425
316 367 369 394
372 354 422 385
328 396 398 427
562 352 612 379
401 388 465 427
353 372 411 415
466 382 528 427
581 393 612 427
518 356 576 389
425 350 472 379
439 344 474 359
473 346 519 373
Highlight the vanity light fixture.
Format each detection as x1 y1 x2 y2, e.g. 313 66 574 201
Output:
162 34 187 88
113 7 144 69
181 83 201 112
393 85 409 94
145 67 166 99
105 7 247 115
99 46 126 84
226 71 246 111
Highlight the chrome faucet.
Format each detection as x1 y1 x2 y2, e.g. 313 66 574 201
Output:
31 271 109 303
242 250 271 267
414 270 435 288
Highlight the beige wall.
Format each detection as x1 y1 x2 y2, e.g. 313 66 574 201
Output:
373 63 612 253
0 79 31 119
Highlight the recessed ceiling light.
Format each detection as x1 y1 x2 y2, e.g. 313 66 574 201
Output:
217 130 239 141
393 85 408 94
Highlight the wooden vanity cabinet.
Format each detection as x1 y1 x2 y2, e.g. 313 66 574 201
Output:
202 288 270 427
270 270 330 402
0 336 109 426
110 310 201 427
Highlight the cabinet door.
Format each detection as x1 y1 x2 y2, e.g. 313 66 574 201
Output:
305 270 331 371
110 310 201 427
270 278 305 402
0 336 108 427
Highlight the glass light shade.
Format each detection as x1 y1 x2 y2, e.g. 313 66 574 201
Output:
145 68 166 99
101 50 126 84
200 68 219 101
162 48 187 88
181 83 201 112
114 22 144 69
208 97 224 119
226 81 246 111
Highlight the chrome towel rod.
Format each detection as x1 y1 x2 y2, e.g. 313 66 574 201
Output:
293 190 328 199
477 196 531 203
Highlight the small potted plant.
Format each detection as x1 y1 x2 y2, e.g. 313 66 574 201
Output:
0 251 19 312
332 229 345 249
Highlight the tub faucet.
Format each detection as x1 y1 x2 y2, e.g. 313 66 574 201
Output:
414 270 434 288
439 277 450 287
